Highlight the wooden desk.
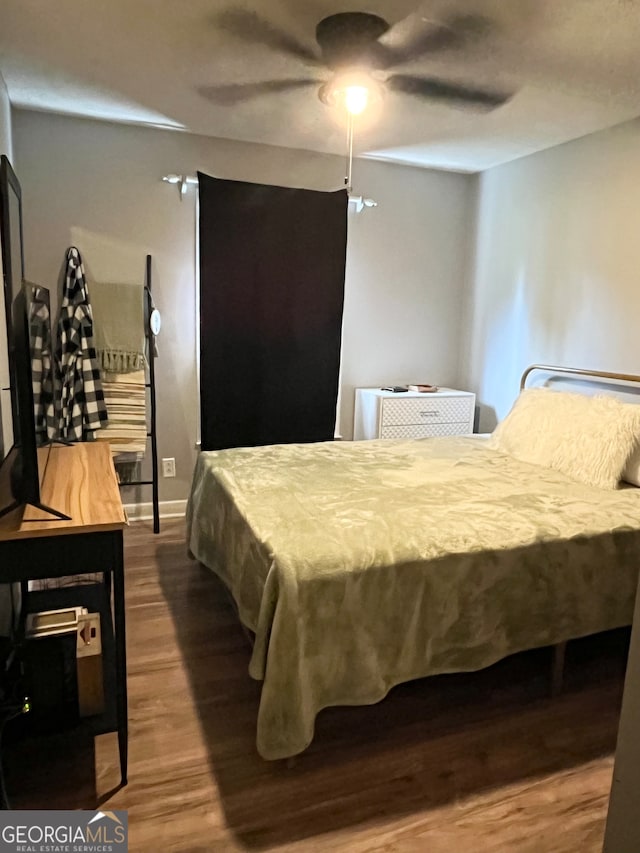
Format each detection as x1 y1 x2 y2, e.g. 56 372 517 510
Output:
0 442 129 785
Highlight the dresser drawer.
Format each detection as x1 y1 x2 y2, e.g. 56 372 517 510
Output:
381 422 471 439
381 396 473 426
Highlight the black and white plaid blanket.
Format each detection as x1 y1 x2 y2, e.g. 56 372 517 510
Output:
56 247 108 440
28 284 56 442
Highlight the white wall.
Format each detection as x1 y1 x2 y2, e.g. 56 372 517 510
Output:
461 117 640 431
12 109 474 500
340 158 473 433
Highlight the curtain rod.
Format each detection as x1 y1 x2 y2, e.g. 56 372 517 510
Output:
161 174 377 212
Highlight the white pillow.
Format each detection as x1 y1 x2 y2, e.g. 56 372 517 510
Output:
488 388 640 489
623 445 640 487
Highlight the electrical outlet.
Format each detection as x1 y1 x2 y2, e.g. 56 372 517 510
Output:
162 457 176 478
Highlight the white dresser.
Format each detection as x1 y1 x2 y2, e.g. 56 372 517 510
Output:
353 387 476 440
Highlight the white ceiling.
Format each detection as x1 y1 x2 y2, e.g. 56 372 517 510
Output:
2 0 640 172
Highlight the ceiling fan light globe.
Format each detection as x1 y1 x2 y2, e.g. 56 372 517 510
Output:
319 70 383 115
345 86 368 115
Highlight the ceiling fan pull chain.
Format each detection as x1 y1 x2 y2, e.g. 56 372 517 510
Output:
346 112 354 194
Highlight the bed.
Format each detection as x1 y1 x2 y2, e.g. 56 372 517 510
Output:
186 365 640 760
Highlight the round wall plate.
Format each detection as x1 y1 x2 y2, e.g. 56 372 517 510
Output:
149 307 162 336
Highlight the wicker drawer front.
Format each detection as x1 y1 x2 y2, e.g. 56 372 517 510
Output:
381 422 470 439
381 396 472 426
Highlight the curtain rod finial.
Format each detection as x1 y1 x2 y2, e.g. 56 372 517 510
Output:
162 174 199 200
348 194 378 214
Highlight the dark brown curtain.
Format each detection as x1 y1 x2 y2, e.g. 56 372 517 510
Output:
198 172 348 451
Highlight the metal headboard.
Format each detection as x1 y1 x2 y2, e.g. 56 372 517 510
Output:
520 364 640 392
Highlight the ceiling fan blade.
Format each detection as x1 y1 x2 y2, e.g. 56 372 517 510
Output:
378 14 493 69
215 9 319 64
387 74 511 109
198 79 317 106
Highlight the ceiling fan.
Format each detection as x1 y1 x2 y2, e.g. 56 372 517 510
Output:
200 9 512 114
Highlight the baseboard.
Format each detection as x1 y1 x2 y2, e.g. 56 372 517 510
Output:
123 499 187 522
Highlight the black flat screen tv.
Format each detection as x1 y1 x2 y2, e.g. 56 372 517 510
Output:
0 154 23 464
0 156 68 521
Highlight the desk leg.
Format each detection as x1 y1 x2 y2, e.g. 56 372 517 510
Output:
112 530 128 786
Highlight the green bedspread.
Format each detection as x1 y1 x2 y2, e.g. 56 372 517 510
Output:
186 436 640 759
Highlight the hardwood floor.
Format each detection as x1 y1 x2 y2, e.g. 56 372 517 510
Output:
4 519 629 852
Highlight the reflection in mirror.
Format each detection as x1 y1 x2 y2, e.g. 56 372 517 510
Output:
24 283 54 446
8 190 23 305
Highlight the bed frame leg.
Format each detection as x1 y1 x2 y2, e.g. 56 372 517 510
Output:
551 641 567 697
